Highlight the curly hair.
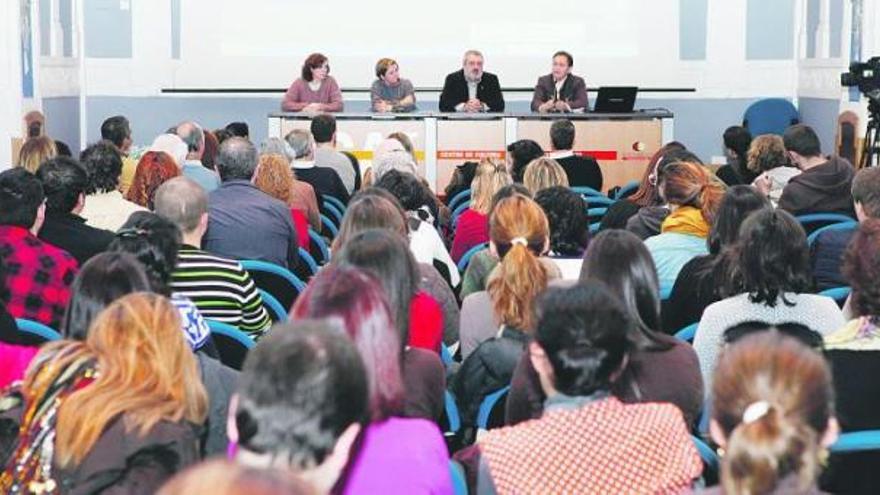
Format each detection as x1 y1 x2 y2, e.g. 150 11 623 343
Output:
253 153 294 205
746 134 788 173
80 140 124 194
534 186 589 256
125 151 180 209
843 219 880 317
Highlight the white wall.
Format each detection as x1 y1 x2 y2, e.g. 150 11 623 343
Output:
0 2 23 169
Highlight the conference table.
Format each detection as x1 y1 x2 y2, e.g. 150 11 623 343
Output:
268 110 673 193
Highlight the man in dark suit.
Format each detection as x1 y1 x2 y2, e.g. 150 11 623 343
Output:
531 51 589 113
439 50 505 112
549 119 603 191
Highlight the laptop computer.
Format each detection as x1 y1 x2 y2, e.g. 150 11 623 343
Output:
593 86 638 113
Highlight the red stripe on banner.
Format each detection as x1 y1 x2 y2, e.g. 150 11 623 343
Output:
575 150 618 161
437 150 506 160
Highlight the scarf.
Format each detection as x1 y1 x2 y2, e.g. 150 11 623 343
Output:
661 205 710 238
824 316 880 351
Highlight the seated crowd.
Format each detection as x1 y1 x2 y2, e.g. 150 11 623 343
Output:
0 112 875 494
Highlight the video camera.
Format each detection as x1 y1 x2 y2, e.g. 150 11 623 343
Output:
842 57 880 101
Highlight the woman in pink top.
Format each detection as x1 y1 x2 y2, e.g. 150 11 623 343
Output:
282 53 344 112
451 159 512 262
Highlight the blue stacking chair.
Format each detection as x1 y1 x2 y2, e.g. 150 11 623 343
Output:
15 318 62 343
320 214 339 238
257 288 288 322
615 180 640 200
675 322 698 343
322 200 344 227
296 247 319 278
692 435 720 480
241 259 307 313
206 319 255 370
457 242 489 274
308 229 331 265
477 386 511 430
570 186 605 198
795 213 856 236
448 189 472 213
742 98 799 136
584 196 615 208
449 460 468 495
322 195 347 216
444 390 462 436
831 429 880 454
807 220 858 246
451 202 471 227
819 286 851 307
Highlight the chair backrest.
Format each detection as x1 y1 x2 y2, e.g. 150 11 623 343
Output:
321 200 344 227
819 286 851 306
675 322 699 343
585 196 615 208
320 214 339 238
742 98 799 136
240 259 307 312
830 429 880 453
807 220 858 246
477 385 511 431
457 242 489 273
206 319 254 370
692 435 720 482
796 213 856 236
448 189 472 212
257 288 289 322
570 186 605 198
451 202 471 227
322 195 347 216
294 247 319 280
308 229 331 265
449 460 468 495
15 318 62 343
615 180 640 200
443 390 462 436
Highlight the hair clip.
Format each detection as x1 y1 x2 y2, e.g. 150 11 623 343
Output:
742 400 771 424
115 228 148 238
510 237 528 247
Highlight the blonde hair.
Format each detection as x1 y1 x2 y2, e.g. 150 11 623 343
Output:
17 136 57 173
523 157 569 195
471 158 512 214
746 134 788 173
254 153 296 205
487 195 550 331
53 292 208 467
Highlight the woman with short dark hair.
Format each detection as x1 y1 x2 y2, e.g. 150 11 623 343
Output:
371 58 416 113
694 208 845 392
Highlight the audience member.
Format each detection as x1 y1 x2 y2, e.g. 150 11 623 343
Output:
158 460 312 495
261 137 322 230
375 170 460 287
506 139 544 183
716 125 757 186
100 115 137 194
108 212 215 352
694 208 845 392
811 166 880 290
125 150 181 209
821 219 880 492
371 58 417 112
644 161 724 292
0 293 208 493
439 49 505 112
225 122 249 139
534 185 589 278
205 137 299 268
311 114 356 193
285 129 350 205
451 159 511 262
707 332 837 495
79 140 146 231
454 195 555 427
202 129 220 170
371 149 418 181
177 121 220 192
17 135 56 174
387 131 417 164
763 124 855 216
35 156 115 265
0 168 77 329
522 157 569 195
335 229 444 353
664 185 771 333
253 153 311 250
290 269 452 495
229 320 367 494
547 119 602 190
282 53 344 113
154 177 272 336
746 133 800 207
506 229 704 428
0 259 40 388
148 133 188 168
458 283 701 493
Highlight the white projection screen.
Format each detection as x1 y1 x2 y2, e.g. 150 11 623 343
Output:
173 0 642 89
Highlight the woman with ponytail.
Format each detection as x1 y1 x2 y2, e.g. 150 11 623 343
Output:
707 331 838 495
645 161 726 292
455 282 701 493
452 195 556 429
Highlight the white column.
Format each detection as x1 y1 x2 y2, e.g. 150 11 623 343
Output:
815 0 832 58
0 1 23 168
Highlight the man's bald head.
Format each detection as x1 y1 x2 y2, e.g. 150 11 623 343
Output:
216 137 258 181
176 121 205 159
154 176 208 234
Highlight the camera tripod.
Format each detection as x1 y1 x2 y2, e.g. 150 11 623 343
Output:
861 100 880 168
